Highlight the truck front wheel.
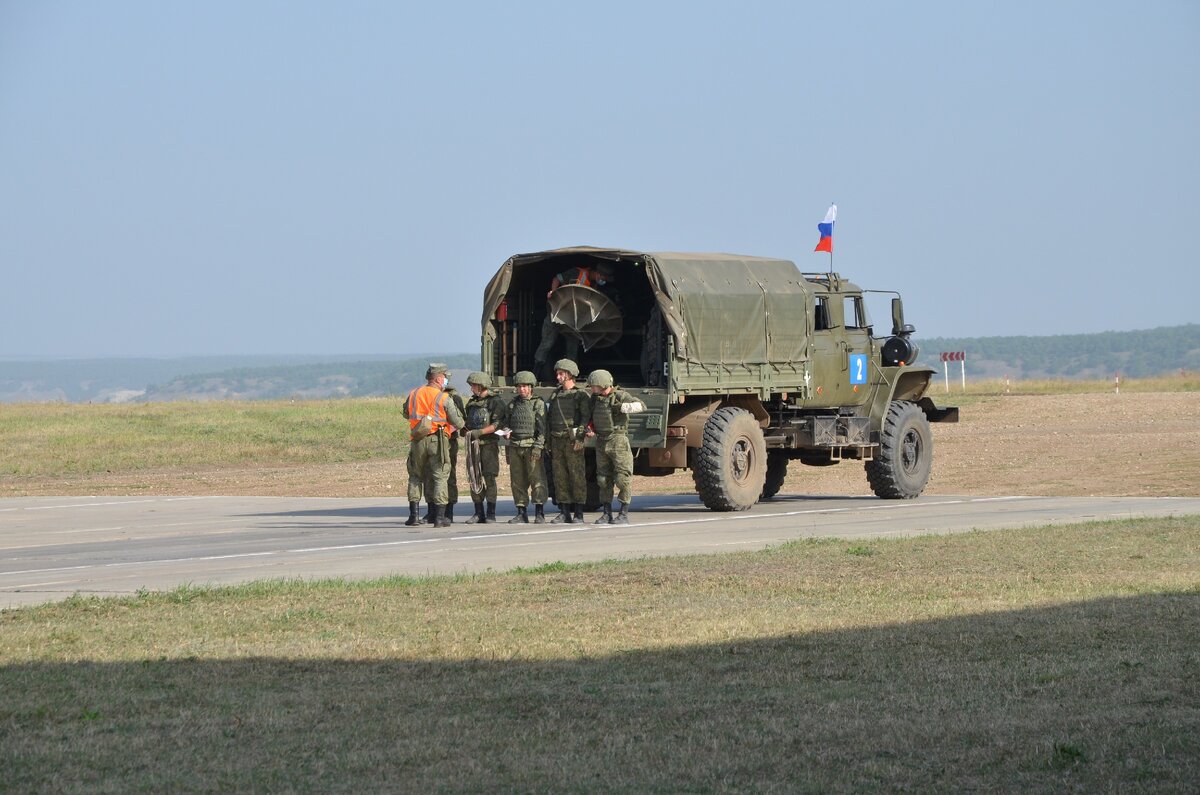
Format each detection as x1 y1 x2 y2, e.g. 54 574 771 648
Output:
693 407 767 511
865 401 932 499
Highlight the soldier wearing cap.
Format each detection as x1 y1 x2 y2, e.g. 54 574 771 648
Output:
422 380 467 524
401 363 465 528
585 369 643 524
546 358 591 523
462 371 504 523
495 370 547 523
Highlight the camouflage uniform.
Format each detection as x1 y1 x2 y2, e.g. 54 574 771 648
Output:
464 391 503 505
547 375 591 520
402 365 465 528
588 372 641 524
424 386 466 520
498 390 547 514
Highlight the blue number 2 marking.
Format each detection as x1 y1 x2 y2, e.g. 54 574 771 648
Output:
849 354 867 385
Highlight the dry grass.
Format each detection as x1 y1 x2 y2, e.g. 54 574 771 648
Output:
0 399 403 478
2 378 1198 790
3 377 1198 500
2 517 1198 792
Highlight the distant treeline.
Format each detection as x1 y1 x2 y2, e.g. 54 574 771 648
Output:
142 356 479 402
2 325 1196 403
0 354 477 404
918 324 1200 380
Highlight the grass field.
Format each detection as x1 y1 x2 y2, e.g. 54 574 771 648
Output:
2 374 1198 503
2 517 1198 792
0 399 403 478
2 376 1198 790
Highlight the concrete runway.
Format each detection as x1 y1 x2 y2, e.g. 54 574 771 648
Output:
3 493 1198 609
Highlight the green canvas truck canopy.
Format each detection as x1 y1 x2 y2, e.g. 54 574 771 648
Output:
482 247 816 366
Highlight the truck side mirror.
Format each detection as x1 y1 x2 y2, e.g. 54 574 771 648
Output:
891 298 916 337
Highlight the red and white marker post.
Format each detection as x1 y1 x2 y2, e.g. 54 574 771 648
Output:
940 351 966 391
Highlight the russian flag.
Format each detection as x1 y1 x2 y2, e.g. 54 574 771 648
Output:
814 204 836 253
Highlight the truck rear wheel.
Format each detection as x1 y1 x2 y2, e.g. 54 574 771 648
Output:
865 400 932 499
760 450 789 500
693 407 767 511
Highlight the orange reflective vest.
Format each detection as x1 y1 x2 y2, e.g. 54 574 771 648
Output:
407 385 451 436
559 267 592 288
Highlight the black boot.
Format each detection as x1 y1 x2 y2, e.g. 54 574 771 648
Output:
534 504 546 524
563 503 577 524
486 502 497 522
551 502 571 524
508 505 528 524
405 501 422 527
445 504 455 523
594 504 612 525
613 503 630 525
573 503 585 523
433 505 451 528
422 503 434 525
465 501 486 524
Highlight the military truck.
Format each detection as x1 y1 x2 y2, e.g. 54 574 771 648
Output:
480 246 958 511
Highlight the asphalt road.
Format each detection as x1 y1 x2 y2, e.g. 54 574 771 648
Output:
3 493 1199 609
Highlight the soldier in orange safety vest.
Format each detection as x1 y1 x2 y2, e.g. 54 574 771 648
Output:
401 363 465 528
532 262 616 377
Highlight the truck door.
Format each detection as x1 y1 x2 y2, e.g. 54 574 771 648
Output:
808 293 871 406
808 294 843 408
842 294 871 403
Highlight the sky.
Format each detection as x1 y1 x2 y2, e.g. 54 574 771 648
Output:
1 0 1197 358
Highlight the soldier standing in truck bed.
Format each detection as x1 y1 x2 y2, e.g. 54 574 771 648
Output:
401 363 465 528
498 370 548 523
532 262 616 377
546 358 591 523
585 369 643 524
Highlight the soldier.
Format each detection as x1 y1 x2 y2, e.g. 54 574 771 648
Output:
462 371 504 524
585 369 643 524
401 363 465 528
498 370 547 523
546 358 591 523
532 262 615 377
423 381 466 524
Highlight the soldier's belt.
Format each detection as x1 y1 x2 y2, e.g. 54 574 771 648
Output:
550 429 578 438
511 438 540 448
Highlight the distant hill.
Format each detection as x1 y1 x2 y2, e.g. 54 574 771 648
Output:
2 325 1195 403
916 324 1200 380
141 356 478 401
0 355 478 403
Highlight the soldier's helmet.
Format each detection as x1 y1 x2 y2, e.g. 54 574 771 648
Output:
426 362 450 380
553 359 580 377
466 371 491 388
587 369 614 388
513 370 538 386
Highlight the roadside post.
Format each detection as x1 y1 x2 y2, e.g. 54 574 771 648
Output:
940 351 966 391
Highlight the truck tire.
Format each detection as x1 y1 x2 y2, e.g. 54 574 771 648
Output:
760 450 789 500
865 400 932 499
693 407 767 511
